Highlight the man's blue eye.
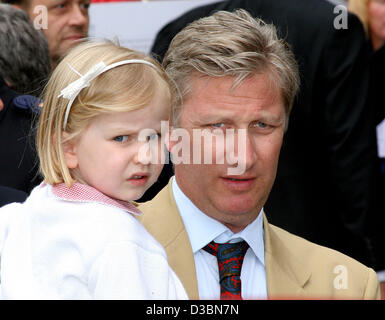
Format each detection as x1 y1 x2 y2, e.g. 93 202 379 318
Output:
114 136 129 142
148 133 160 141
256 121 268 128
212 123 225 128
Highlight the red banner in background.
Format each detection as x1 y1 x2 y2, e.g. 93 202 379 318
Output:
92 0 140 3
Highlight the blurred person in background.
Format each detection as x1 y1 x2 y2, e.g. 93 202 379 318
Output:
0 185 27 207
349 2 385 289
0 4 50 97
0 4 49 195
350 0 385 51
349 0 385 124
2 0 90 69
0 75 42 195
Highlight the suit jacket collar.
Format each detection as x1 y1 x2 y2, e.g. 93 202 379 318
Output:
162 180 200 299
139 177 311 299
138 177 199 299
263 214 311 298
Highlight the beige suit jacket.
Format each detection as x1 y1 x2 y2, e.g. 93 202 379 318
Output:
138 178 380 299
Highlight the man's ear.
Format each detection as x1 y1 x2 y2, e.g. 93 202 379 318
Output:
62 132 78 169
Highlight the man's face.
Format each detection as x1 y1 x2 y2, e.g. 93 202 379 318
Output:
171 74 285 233
369 0 385 49
27 0 90 66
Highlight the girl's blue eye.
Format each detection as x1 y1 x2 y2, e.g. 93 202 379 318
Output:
114 135 129 143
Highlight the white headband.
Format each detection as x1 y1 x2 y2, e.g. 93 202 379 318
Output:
58 59 158 130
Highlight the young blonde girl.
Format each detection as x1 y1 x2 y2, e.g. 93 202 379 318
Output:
0 40 187 299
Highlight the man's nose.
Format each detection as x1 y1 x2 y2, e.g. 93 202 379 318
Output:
238 131 257 171
226 130 257 174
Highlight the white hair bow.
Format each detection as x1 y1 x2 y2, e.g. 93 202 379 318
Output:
59 61 107 130
59 61 107 100
58 59 157 130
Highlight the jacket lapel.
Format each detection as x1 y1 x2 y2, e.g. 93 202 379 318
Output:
138 178 199 299
263 214 311 299
161 182 199 299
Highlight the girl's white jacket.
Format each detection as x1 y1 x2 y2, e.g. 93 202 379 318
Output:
0 183 188 300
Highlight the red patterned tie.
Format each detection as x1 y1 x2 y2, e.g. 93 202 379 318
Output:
203 241 249 300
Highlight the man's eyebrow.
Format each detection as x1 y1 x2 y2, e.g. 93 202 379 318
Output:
199 113 283 123
194 116 234 124
258 114 284 123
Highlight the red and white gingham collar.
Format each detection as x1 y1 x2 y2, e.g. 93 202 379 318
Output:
51 182 142 216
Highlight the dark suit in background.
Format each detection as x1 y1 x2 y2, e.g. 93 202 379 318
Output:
370 44 385 126
142 0 385 270
0 77 41 194
0 185 27 207
369 45 385 238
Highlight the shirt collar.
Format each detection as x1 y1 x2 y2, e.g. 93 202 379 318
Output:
50 182 142 216
172 178 265 265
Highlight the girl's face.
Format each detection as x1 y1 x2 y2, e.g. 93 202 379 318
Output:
64 88 170 201
369 0 385 50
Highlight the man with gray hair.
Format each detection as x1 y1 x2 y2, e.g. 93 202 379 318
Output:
0 4 47 194
0 3 50 96
2 0 90 69
138 9 380 299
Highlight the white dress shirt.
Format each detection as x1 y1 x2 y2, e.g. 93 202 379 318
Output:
172 178 267 300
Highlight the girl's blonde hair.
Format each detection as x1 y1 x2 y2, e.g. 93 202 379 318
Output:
37 40 172 187
348 0 370 35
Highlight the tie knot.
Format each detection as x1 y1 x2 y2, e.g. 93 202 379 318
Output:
203 241 248 258
203 241 249 300
203 241 249 279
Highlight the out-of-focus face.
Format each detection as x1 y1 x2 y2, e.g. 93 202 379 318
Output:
64 88 170 202
171 74 286 233
369 0 385 50
26 0 90 67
